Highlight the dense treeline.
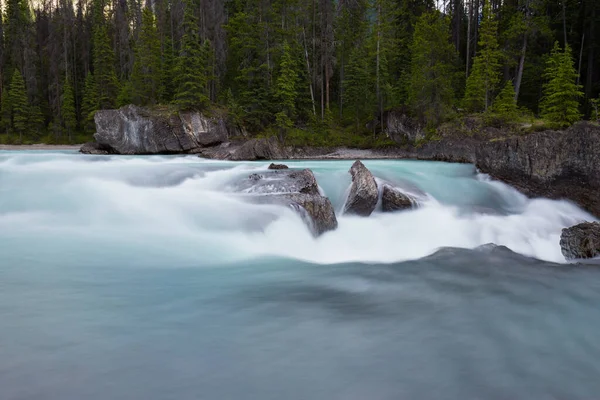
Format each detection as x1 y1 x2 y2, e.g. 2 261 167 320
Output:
0 0 597 143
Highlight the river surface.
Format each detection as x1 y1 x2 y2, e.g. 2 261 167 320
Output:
1 150 600 400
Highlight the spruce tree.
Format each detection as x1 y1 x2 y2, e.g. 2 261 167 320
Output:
540 42 583 127
0 89 11 135
492 81 519 121
131 8 162 105
408 11 458 127
8 69 28 142
61 77 77 141
93 21 119 109
160 36 176 103
82 73 99 134
274 41 299 139
343 46 371 130
174 0 208 110
463 2 502 112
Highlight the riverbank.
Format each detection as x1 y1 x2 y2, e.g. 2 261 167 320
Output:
0 144 81 151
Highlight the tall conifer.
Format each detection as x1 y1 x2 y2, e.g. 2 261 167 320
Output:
463 2 502 112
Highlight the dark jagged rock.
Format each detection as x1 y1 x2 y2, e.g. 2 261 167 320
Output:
560 222 600 260
265 193 338 236
230 137 288 161
268 163 288 170
234 168 336 236
474 122 600 217
79 142 115 155
93 105 228 154
343 160 378 216
381 185 414 212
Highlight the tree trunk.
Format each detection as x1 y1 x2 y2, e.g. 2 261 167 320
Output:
466 0 472 77
514 34 527 101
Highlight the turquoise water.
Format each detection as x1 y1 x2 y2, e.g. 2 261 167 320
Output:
1 151 599 399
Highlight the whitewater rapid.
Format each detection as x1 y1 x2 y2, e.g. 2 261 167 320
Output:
0 150 594 266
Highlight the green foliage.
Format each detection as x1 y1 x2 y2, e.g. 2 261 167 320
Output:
274 41 299 138
131 8 162 105
491 81 519 121
61 78 77 139
82 73 99 134
93 22 119 109
343 46 372 129
590 98 600 122
8 69 28 142
540 42 583 127
173 0 208 110
463 2 502 112
408 11 458 127
117 80 133 108
0 89 11 134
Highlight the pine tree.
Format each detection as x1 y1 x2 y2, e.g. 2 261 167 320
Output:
463 2 502 112
93 15 119 109
82 73 98 134
343 46 371 130
160 36 176 103
540 42 583 127
131 8 162 105
274 41 299 139
408 11 458 127
9 70 28 142
173 0 208 110
61 77 77 141
117 80 133 107
28 104 44 137
492 80 519 121
0 89 11 135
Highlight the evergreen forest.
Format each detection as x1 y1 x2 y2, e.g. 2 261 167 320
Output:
0 0 598 144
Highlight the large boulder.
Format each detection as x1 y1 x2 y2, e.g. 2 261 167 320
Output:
381 185 415 212
560 222 600 260
235 168 337 236
93 105 228 154
230 137 288 161
343 160 378 216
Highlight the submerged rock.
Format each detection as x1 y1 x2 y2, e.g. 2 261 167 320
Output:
560 222 600 260
235 168 336 236
268 163 288 170
79 142 114 155
93 104 228 154
343 160 378 216
381 185 414 212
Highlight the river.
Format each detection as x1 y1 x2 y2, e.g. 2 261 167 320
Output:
1 150 599 399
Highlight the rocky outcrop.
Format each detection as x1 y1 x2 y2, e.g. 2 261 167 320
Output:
385 110 425 143
92 105 228 154
474 122 600 217
381 185 414 212
560 222 600 260
230 137 288 161
235 168 337 236
79 142 115 155
268 163 288 170
343 160 378 216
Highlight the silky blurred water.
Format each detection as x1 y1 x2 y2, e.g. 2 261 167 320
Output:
1 150 599 400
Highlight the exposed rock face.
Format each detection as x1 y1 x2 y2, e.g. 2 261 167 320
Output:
235 168 337 236
385 111 425 143
560 222 600 260
93 105 228 154
230 137 288 161
474 122 600 216
268 163 288 170
381 185 414 212
79 142 115 155
344 160 378 216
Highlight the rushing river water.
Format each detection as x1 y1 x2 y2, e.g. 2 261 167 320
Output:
1 150 600 400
